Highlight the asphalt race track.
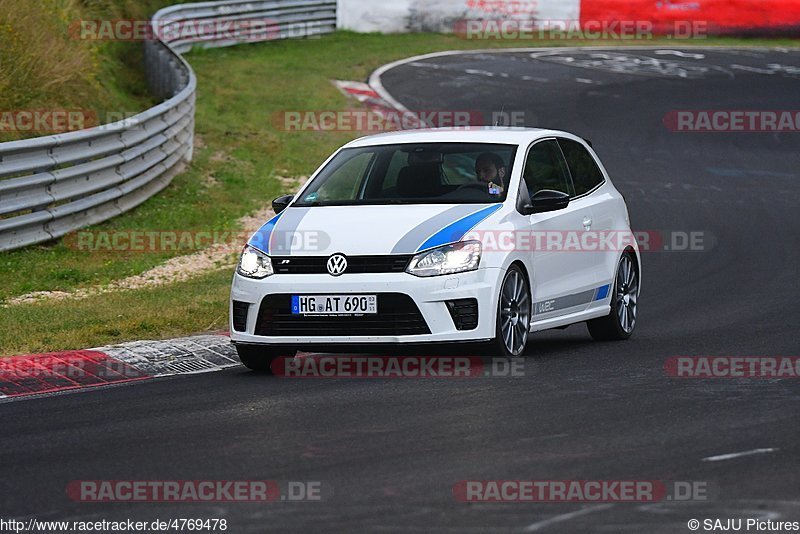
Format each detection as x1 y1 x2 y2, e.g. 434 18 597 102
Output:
2 48 800 532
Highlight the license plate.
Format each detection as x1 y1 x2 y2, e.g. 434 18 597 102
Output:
291 295 377 316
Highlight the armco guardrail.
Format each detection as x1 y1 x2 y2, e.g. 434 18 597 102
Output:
0 0 336 252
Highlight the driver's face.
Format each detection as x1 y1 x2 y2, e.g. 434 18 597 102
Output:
475 161 500 183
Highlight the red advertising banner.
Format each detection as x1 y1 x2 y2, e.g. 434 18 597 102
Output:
580 0 800 34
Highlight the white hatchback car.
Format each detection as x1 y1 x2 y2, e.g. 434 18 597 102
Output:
230 128 641 371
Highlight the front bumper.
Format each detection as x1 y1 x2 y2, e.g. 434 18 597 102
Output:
229 268 503 345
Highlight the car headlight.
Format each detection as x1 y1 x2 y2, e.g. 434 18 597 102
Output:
237 245 274 279
406 241 482 277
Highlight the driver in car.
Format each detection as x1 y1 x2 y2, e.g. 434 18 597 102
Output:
475 152 507 196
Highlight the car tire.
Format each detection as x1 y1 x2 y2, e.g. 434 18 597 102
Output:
489 265 531 358
587 251 639 341
236 345 296 373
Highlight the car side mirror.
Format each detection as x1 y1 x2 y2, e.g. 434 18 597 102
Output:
272 194 294 214
522 189 571 215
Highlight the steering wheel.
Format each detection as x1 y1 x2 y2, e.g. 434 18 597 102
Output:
456 182 492 192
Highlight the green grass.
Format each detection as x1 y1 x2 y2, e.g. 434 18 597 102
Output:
1 32 798 355
0 0 199 143
0 269 232 355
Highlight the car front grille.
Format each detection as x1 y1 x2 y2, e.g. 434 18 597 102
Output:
270 255 412 275
446 299 479 331
232 301 250 332
255 293 430 337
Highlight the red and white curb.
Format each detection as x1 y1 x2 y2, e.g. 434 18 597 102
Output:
334 79 472 129
333 79 410 119
0 334 239 400
334 80 396 112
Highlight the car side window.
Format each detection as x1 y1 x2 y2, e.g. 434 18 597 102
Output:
558 138 605 196
522 140 574 197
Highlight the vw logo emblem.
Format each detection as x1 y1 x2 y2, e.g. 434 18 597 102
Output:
326 254 348 276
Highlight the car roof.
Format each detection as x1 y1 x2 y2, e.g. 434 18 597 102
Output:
343 127 579 148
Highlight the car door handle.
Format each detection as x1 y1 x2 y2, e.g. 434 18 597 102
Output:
583 217 593 230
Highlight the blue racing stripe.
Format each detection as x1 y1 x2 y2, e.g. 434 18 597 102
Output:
247 211 284 254
391 205 481 254
416 204 503 252
595 284 611 301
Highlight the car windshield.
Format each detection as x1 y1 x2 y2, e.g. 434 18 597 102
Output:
293 143 518 206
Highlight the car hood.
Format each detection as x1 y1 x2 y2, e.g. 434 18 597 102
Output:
248 204 503 256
